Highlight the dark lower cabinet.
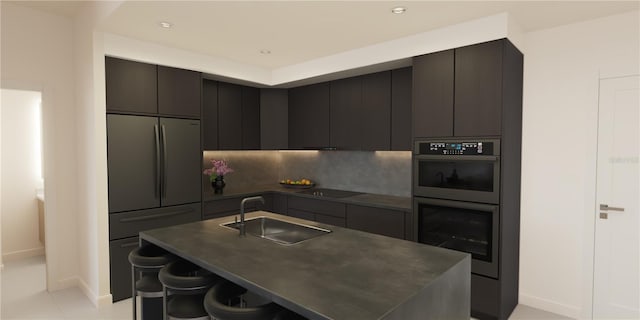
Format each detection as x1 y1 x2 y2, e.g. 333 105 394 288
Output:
270 193 288 215
109 237 139 301
203 196 267 220
287 196 346 227
346 205 406 239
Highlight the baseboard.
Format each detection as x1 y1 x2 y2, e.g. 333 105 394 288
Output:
50 276 80 292
78 278 113 308
2 247 45 261
519 292 581 319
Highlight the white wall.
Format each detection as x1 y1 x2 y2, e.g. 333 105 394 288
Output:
0 89 44 260
73 2 121 307
520 10 639 319
0 3 79 291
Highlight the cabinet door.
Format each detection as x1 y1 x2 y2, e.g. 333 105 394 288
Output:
412 50 454 138
454 40 503 136
109 203 201 240
330 76 362 149
271 193 288 215
260 89 289 150
242 86 261 150
105 57 157 114
202 80 219 150
218 82 243 149
391 67 412 151
107 115 160 213
288 83 331 149
109 237 139 301
362 71 391 150
157 65 201 118
160 118 201 206
346 205 405 239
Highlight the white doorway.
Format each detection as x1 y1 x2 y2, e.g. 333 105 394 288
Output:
0 88 46 270
593 75 639 319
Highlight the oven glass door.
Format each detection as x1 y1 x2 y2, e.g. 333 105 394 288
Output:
413 155 500 204
416 198 499 278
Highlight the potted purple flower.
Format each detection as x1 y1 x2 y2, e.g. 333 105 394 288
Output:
203 159 234 194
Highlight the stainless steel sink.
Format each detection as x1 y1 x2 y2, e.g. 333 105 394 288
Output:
221 216 331 245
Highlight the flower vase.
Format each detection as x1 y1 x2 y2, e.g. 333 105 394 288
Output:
212 176 226 194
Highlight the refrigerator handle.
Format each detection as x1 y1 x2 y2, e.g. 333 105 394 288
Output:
161 124 168 199
154 124 160 199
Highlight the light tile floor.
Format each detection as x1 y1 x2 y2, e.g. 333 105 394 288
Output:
1 256 572 320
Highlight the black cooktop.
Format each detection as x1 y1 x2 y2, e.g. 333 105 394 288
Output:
297 188 364 199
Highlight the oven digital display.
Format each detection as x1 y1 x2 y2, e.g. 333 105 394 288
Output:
420 141 494 155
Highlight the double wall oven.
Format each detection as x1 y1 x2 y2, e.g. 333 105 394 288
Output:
413 138 500 278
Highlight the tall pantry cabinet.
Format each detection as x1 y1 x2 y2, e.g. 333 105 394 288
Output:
105 57 203 301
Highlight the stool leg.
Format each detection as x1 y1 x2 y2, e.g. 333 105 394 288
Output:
162 286 167 320
131 266 137 320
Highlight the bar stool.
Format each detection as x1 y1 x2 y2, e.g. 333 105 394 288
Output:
129 244 175 320
159 260 221 320
203 280 283 320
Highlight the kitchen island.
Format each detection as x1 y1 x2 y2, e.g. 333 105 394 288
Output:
140 211 470 320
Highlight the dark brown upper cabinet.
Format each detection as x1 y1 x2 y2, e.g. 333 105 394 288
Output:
106 57 202 118
202 80 218 150
158 65 201 118
288 82 331 149
241 86 261 150
105 57 158 114
412 49 454 138
361 71 391 150
454 40 503 137
391 67 412 151
330 76 362 150
217 82 243 150
412 39 522 138
205 82 261 150
330 71 391 150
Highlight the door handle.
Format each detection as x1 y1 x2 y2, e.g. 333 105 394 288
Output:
599 204 625 219
161 124 168 199
154 124 160 199
600 204 625 212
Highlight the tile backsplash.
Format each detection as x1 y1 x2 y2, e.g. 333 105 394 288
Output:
203 150 411 197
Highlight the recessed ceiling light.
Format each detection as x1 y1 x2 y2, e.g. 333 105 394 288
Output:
391 6 406 14
260 50 271 55
159 21 173 28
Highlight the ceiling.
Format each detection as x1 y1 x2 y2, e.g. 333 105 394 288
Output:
10 1 640 71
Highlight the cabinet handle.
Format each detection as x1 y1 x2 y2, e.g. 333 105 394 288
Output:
161 124 168 199
119 208 194 223
154 124 160 199
119 241 139 248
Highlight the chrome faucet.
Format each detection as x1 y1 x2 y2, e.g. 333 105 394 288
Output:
239 196 264 236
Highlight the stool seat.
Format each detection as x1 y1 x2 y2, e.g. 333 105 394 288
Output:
128 245 175 320
160 260 220 320
204 281 283 320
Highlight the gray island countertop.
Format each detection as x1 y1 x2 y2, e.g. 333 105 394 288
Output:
140 211 470 320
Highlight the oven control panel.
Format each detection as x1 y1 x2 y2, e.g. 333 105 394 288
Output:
417 141 497 155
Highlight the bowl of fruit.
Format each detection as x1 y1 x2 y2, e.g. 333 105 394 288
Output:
279 178 315 189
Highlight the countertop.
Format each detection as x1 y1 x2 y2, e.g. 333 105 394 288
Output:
203 184 412 212
140 211 470 320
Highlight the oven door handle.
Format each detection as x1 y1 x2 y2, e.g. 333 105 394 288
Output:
414 155 499 161
414 198 498 211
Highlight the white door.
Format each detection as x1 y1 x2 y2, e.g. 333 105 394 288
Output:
593 75 639 319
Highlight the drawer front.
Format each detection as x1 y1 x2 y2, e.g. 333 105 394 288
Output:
287 208 315 221
109 237 139 301
471 274 500 319
315 214 346 227
287 196 346 218
109 203 201 240
346 205 405 239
